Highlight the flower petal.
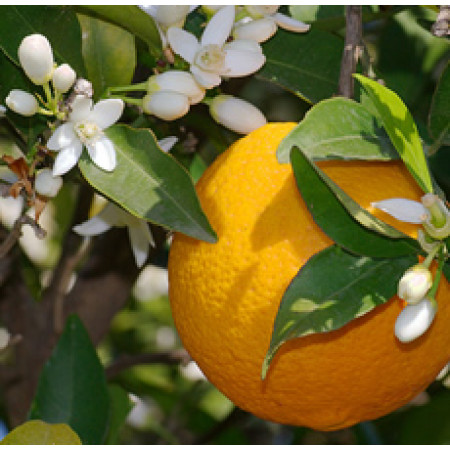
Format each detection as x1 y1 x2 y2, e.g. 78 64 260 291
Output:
158 136 178 153
52 140 83 176
190 65 222 89
232 18 277 43
371 198 427 224
89 98 124 129
128 221 154 267
47 122 77 151
224 39 263 54
68 95 93 122
167 27 199 63
274 12 310 33
201 5 235 47
394 299 436 343
223 49 266 77
86 136 117 172
73 215 113 236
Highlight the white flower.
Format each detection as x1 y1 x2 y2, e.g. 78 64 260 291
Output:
47 95 124 176
35 168 63 198
157 136 178 153
167 5 265 89
209 94 267 134
52 64 76 93
143 90 189 121
233 5 310 43
18 34 54 85
397 265 432 305
5 89 39 117
394 298 436 343
73 201 154 268
139 5 191 29
371 198 427 224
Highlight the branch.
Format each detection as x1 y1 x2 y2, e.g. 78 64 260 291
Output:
432 6 450 37
338 5 363 99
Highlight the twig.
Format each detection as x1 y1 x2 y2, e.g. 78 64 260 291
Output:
432 6 450 37
0 214 46 259
338 5 363 99
105 349 191 380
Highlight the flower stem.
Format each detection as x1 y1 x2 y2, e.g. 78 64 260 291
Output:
109 94 143 107
428 247 445 300
422 243 442 269
107 82 148 94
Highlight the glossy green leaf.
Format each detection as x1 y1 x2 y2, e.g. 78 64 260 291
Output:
105 385 134 445
354 73 433 194
429 61 450 146
78 14 136 100
290 147 420 257
262 245 416 379
78 125 217 243
29 315 110 445
257 28 343 104
277 98 398 163
78 5 161 55
0 5 85 76
0 420 81 445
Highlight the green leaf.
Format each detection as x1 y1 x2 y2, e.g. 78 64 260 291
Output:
443 262 450 283
353 73 433 194
277 97 398 163
29 315 110 445
0 5 85 76
290 147 420 257
105 385 134 445
257 28 343 104
78 13 136 100
262 245 416 379
429 61 450 146
0 420 81 445
78 5 161 55
78 125 217 243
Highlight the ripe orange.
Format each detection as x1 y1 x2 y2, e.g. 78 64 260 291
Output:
168 123 450 431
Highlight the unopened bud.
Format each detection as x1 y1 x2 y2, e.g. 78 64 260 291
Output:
154 5 190 28
52 63 76 93
394 298 436 343
233 17 278 43
5 90 39 117
209 95 267 134
246 5 280 18
143 91 190 121
35 168 63 197
398 265 432 305
18 34 54 85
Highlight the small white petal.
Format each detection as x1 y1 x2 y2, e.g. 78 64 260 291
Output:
47 122 77 151
73 215 113 236
223 49 266 77
69 96 93 123
35 168 63 198
89 99 124 129
158 136 178 153
86 136 117 172
395 299 436 343
128 221 154 267
233 17 277 43
246 5 280 17
224 39 263 54
371 198 427 224
274 12 310 32
52 140 83 176
167 27 199 64
190 65 222 89
201 5 235 47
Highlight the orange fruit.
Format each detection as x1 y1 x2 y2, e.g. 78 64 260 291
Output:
168 123 450 431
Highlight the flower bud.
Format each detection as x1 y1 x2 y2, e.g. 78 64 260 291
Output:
142 91 190 121
398 265 433 305
154 5 190 28
246 5 280 18
52 63 76 93
233 18 278 43
147 71 205 104
18 34 54 85
5 90 39 117
209 95 267 134
35 168 63 198
394 298 436 343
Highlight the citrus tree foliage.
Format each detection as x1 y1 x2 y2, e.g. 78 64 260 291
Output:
0 5 449 445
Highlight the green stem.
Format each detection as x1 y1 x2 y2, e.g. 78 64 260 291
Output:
428 247 445 300
107 81 148 94
38 107 55 117
42 82 53 107
109 94 143 106
422 243 442 269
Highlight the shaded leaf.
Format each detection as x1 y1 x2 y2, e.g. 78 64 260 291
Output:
105 385 133 445
262 245 416 379
78 14 136 100
290 147 420 257
354 74 433 194
257 28 343 104
0 420 81 445
429 61 450 146
277 97 398 163
444 261 450 283
29 315 110 445
78 125 217 243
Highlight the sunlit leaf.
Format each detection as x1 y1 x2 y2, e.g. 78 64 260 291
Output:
277 98 398 163
354 73 433 194
262 245 416 379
